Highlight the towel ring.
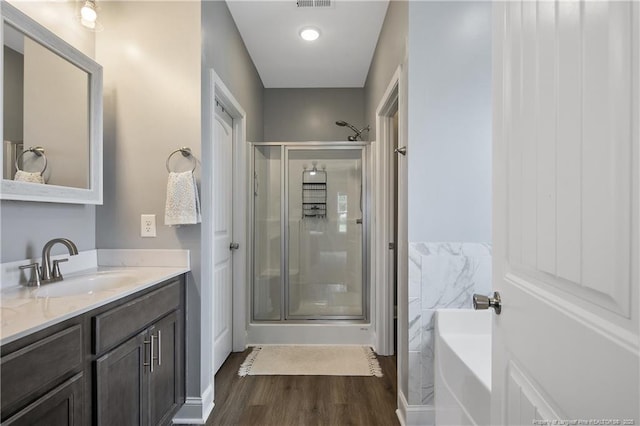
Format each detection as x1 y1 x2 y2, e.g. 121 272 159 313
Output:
166 147 196 173
16 146 47 175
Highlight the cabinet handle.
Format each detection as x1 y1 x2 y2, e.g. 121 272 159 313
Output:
143 338 152 372
150 334 156 372
154 330 162 367
147 334 156 373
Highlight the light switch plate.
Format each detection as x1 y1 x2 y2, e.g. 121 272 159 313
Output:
141 214 156 237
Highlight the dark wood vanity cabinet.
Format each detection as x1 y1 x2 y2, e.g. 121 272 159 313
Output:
95 312 182 425
94 282 184 426
0 275 185 426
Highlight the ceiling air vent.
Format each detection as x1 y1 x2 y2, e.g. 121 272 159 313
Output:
297 0 331 8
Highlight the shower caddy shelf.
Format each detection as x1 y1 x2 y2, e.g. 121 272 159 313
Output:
302 168 327 218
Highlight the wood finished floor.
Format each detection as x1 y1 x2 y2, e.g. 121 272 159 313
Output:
205 349 399 426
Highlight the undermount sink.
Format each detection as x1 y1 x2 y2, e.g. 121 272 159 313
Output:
30 271 136 298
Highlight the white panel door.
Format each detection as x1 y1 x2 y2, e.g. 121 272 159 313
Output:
213 112 233 374
493 1 639 424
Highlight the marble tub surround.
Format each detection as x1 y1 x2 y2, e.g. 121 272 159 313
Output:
0 249 190 345
407 242 492 406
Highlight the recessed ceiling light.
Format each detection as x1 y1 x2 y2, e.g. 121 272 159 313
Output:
299 27 320 41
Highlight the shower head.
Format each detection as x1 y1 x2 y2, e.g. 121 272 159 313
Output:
335 120 370 141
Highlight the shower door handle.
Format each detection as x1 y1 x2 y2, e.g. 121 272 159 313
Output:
230 242 240 250
394 146 407 156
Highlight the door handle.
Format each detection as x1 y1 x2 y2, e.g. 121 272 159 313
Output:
394 146 407 156
230 242 240 250
473 291 502 315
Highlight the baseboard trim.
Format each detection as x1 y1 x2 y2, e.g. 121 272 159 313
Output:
396 390 435 426
173 385 214 425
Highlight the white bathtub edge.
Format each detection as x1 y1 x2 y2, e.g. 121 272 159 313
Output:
434 309 492 426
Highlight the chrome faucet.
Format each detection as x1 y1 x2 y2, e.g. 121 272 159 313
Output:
41 238 79 282
20 238 79 286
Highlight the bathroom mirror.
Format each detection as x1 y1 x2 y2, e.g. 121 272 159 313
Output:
0 2 103 204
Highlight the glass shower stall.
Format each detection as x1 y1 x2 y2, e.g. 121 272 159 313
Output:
251 143 368 322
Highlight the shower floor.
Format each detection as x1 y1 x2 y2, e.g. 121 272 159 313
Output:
288 282 362 317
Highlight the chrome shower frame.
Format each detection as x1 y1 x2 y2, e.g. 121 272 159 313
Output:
249 141 371 323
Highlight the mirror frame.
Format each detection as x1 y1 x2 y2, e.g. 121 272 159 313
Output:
0 2 103 204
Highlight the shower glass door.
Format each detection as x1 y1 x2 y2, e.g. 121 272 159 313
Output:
252 145 282 320
286 147 365 319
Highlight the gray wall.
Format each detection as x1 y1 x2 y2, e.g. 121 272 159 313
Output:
94 0 203 401
95 1 201 252
202 0 264 143
197 0 265 400
361 0 408 399
407 1 492 243
1 1 96 263
1 201 96 261
363 0 408 140
263 88 364 142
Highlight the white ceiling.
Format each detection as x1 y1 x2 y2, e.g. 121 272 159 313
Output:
225 0 390 88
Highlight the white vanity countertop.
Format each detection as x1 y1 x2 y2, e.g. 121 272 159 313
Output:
0 250 191 346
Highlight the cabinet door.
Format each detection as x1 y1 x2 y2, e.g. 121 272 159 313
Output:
95 330 149 426
148 311 183 426
3 373 84 426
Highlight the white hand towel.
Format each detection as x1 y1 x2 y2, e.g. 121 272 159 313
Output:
164 171 201 226
14 170 44 184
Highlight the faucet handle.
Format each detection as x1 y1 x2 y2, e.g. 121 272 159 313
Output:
19 263 42 287
51 258 69 280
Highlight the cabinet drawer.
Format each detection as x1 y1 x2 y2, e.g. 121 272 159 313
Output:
1 325 83 411
93 279 181 354
3 373 84 426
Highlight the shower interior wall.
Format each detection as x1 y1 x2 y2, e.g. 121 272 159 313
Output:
253 146 365 321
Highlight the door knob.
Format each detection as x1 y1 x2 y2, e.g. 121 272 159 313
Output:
229 242 240 250
473 291 502 315
394 146 407 156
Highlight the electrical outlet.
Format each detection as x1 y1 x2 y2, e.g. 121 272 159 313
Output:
141 214 156 237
